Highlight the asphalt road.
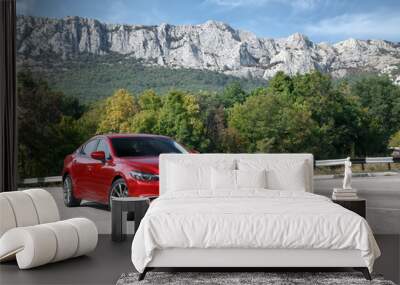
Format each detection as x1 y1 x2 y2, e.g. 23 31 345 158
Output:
35 174 400 234
314 174 400 234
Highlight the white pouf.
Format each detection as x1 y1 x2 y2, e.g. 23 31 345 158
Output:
0 189 98 269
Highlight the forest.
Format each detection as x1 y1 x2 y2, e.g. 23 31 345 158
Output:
34 53 267 102
17 70 400 178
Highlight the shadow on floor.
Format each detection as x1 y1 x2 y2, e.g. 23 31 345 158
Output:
80 201 109 211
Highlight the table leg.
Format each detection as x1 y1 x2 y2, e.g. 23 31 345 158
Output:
134 201 149 234
112 201 125 242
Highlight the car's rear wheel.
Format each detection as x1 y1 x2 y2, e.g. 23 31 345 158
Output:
108 178 128 210
63 175 81 207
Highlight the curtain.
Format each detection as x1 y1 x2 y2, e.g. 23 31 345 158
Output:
0 0 17 192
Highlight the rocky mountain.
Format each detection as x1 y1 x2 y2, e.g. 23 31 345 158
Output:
16 15 400 82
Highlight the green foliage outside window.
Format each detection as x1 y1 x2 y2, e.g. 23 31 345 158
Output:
17 70 400 178
389 131 400 147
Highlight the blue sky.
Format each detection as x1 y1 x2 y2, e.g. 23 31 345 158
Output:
17 0 400 43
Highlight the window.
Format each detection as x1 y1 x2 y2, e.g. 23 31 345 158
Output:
110 137 188 157
81 139 99 156
97 139 111 159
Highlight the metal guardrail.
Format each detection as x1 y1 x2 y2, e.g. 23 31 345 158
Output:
21 157 400 185
315 157 400 168
314 158 347 167
365 157 394 163
22 176 62 185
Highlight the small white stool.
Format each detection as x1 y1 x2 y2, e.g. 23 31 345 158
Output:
0 189 98 269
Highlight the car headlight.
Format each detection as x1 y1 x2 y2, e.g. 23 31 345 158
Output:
129 170 159 182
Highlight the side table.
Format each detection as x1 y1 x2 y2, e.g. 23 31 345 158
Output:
332 198 366 218
111 196 155 242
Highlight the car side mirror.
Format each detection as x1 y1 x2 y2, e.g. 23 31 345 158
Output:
91 151 106 161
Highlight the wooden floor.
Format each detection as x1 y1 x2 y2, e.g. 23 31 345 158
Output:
0 235 399 285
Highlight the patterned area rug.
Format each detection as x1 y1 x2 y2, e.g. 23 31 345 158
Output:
116 272 396 285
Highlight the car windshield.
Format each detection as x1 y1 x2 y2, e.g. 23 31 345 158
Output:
110 137 188 157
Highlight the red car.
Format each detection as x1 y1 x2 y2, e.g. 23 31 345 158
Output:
62 134 188 207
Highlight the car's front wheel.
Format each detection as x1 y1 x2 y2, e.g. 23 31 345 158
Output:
108 178 128 210
63 175 81 207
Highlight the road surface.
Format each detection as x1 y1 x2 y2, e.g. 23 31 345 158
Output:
315 174 400 234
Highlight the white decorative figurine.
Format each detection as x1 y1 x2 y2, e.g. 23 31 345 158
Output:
343 157 352 190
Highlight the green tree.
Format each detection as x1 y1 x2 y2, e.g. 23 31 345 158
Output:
50 116 88 172
138 89 162 111
219 127 247 153
194 91 227 152
228 93 319 153
249 86 268 97
60 96 86 119
158 90 209 151
129 111 160 134
128 90 162 134
18 67 400 179
17 71 87 177
97 89 139 133
77 99 106 138
294 72 365 157
267 71 293 95
389 131 400 147
266 71 366 158
350 75 400 154
219 81 247 108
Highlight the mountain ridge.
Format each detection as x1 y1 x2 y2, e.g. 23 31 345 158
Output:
16 15 400 83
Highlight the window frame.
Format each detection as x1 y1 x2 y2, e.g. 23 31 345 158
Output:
96 138 112 160
80 139 100 157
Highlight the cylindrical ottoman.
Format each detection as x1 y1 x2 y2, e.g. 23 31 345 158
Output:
0 217 98 269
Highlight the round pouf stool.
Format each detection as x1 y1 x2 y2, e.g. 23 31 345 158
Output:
0 217 98 269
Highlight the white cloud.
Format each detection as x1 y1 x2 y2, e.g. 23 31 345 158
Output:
291 0 320 10
207 0 320 10
208 0 265 7
305 10 400 41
